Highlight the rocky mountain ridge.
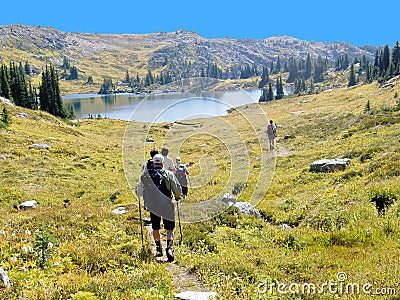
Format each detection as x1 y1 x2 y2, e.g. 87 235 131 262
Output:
0 24 377 68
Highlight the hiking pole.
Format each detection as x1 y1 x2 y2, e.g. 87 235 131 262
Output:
176 199 183 246
135 184 145 252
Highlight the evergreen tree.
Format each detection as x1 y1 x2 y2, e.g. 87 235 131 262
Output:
0 106 11 126
266 82 274 101
381 44 391 76
86 75 94 85
67 66 79 80
24 61 31 76
144 70 154 86
276 55 281 73
348 63 357 87
99 77 114 94
287 57 299 83
304 53 312 79
124 70 130 83
61 57 70 70
275 76 284 100
0 65 12 101
39 65 68 118
258 65 270 88
391 41 400 75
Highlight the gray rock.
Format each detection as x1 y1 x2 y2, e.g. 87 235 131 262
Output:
16 112 29 118
232 202 261 218
112 207 127 215
0 267 11 289
310 158 351 172
19 200 38 210
175 291 217 300
28 143 51 150
221 192 236 204
145 138 154 143
0 96 14 107
0 155 6 161
280 223 292 230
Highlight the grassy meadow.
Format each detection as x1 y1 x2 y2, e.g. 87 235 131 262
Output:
1 78 400 299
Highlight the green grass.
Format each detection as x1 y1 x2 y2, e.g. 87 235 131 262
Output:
1 78 400 299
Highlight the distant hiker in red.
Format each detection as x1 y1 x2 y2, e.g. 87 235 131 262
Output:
266 120 277 150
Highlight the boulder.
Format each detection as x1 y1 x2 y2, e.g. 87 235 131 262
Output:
310 158 351 172
0 96 14 107
0 267 10 289
232 202 261 218
19 200 38 210
16 112 29 118
175 291 217 300
112 207 128 215
28 143 51 150
221 192 236 205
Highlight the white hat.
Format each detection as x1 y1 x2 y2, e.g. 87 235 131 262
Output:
153 154 164 164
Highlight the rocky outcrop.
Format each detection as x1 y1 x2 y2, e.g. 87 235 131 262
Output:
310 158 351 172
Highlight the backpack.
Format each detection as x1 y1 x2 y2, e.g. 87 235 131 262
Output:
175 165 188 187
267 124 276 136
141 167 172 211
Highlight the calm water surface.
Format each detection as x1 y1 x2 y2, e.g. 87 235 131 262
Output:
63 90 262 123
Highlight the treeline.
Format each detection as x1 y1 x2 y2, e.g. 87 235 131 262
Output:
0 62 38 109
0 61 73 118
259 40 400 101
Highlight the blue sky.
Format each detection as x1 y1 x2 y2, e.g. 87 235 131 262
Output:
1 0 399 46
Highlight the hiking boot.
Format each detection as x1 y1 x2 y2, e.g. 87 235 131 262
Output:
166 247 174 262
166 240 174 262
155 245 163 257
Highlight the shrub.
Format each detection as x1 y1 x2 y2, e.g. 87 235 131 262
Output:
370 189 398 215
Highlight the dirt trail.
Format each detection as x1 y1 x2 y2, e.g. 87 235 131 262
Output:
144 224 209 294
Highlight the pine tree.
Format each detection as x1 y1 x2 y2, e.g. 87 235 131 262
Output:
67 66 78 80
348 63 357 87
124 70 130 83
392 41 400 75
0 106 11 126
99 77 114 94
258 65 270 88
0 65 12 101
381 44 391 76
276 55 281 73
61 57 70 70
304 53 312 79
266 82 274 101
275 76 284 100
39 65 68 118
24 61 31 76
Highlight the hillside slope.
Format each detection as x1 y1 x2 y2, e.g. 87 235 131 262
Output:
1 78 400 299
0 24 377 94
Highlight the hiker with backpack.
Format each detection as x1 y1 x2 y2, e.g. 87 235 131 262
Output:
175 156 190 199
141 153 182 262
161 147 175 172
266 119 277 150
